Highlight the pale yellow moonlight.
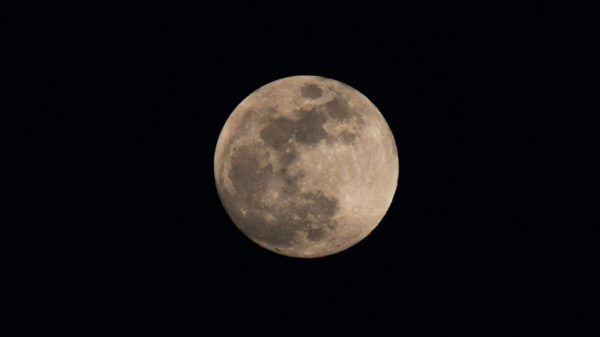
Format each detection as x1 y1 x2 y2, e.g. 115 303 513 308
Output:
214 75 398 258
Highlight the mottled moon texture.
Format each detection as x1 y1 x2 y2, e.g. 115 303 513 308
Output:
214 75 398 258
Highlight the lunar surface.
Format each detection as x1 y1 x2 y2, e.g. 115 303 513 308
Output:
214 75 398 258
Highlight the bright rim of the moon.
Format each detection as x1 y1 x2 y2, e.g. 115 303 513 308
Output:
214 75 398 258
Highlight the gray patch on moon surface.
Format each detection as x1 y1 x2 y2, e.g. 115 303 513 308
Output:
291 108 329 145
228 145 273 207
307 228 326 241
259 117 295 149
301 83 323 99
280 170 303 196
279 146 298 167
322 96 353 120
260 107 330 148
339 130 357 143
294 190 338 220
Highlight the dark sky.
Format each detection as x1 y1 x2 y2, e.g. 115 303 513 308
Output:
7 2 596 336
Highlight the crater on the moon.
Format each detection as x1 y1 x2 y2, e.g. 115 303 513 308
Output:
323 96 355 120
214 75 398 258
301 83 323 99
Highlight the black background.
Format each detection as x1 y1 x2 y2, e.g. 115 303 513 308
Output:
6 1 597 336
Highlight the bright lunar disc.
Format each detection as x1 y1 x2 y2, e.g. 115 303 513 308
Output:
214 75 398 258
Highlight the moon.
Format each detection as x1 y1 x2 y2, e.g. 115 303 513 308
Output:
214 75 398 258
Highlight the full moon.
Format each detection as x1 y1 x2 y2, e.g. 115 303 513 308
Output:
214 75 398 258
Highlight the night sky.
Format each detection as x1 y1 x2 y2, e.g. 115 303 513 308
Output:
7 2 595 336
